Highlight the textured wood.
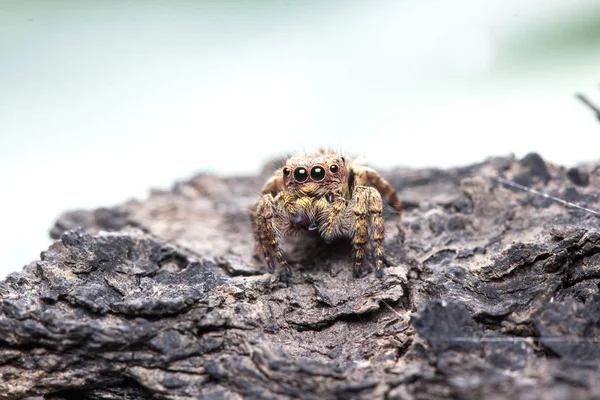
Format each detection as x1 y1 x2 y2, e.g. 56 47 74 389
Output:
1 153 600 399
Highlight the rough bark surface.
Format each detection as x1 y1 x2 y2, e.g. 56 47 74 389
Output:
2 154 600 399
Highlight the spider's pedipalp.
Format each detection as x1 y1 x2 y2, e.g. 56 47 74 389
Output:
321 196 347 243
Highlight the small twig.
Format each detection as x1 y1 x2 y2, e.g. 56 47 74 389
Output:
496 177 600 218
576 93 600 122
440 336 600 344
381 300 405 321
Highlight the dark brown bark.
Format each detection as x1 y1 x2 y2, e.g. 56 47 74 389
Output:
1 153 600 399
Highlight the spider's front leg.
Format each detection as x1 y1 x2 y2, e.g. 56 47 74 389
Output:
352 186 386 278
353 166 402 213
253 193 293 276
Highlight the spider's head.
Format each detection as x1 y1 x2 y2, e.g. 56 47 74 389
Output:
282 150 349 196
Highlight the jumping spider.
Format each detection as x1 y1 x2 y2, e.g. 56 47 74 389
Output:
251 150 402 278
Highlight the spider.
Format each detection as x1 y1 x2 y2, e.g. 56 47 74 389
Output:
251 149 402 278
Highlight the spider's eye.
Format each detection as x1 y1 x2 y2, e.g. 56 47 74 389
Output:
294 167 308 182
329 164 339 173
310 166 325 181
341 157 345 163
283 167 290 177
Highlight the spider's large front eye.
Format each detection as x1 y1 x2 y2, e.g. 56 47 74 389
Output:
283 167 290 177
294 167 308 182
310 166 325 181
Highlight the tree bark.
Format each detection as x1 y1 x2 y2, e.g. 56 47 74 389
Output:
1 154 600 399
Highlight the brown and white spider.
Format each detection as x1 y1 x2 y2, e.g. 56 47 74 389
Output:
251 149 402 278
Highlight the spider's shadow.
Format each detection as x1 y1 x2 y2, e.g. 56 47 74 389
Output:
284 231 359 275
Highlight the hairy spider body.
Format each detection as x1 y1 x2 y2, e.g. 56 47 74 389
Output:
251 150 402 278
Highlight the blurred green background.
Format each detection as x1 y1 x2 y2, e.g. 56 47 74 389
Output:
1 0 600 276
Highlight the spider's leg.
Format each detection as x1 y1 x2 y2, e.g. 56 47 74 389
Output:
352 166 402 213
250 207 262 259
256 193 292 276
260 175 285 196
367 188 386 278
253 172 285 260
350 186 387 278
255 198 276 273
352 186 370 277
